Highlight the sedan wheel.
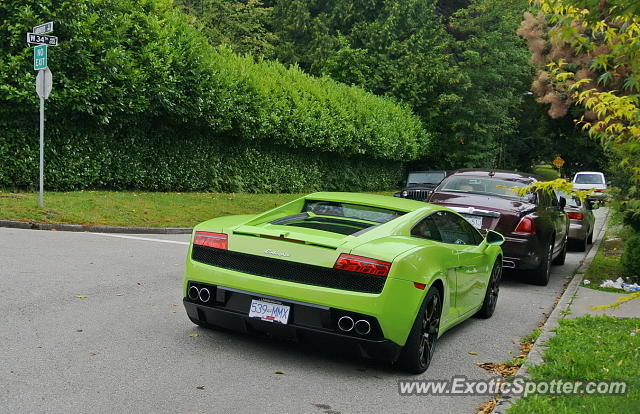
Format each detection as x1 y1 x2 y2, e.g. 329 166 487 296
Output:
531 241 553 286
398 287 442 374
573 235 587 252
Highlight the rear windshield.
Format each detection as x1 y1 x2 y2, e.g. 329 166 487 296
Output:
574 174 604 184
440 176 525 200
559 192 581 208
408 172 445 185
272 200 404 235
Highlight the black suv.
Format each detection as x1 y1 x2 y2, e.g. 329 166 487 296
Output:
394 171 449 202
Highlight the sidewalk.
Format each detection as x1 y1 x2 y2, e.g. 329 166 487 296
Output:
568 286 640 318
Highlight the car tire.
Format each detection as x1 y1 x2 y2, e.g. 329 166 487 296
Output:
476 260 502 319
397 286 442 374
587 231 594 245
530 240 553 286
574 235 587 252
552 235 567 265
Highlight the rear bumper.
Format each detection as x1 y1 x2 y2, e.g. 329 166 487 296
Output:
586 192 607 200
183 285 403 361
568 220 588 240
184 259 424 346
502 236 542 270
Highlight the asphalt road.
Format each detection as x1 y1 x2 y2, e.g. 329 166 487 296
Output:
0 209 606 414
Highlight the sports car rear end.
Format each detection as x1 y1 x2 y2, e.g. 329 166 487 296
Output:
183 193 430 360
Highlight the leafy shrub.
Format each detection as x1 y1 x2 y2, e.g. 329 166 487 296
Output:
621 234 640 279
0 0 428 192
0 121 404 192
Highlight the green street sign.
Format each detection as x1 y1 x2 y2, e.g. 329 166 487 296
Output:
34 45 47 70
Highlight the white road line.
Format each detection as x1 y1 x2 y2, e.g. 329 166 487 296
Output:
87 233 189 245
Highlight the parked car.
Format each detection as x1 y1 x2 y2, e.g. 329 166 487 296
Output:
429 169 569 285
394 170 449 201
572 171 607 200
559 192 596 252
183 192 504 373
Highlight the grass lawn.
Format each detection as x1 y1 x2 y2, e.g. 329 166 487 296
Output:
531 164 561 181
508 316 640 414
0 190 394 228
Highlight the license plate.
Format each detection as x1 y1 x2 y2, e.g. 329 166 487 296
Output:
248 299 290 324
462 214 483 229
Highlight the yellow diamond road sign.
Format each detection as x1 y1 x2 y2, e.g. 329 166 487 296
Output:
553 156 565 169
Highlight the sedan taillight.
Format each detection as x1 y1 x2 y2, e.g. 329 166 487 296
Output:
334 254 391 277
567 212 584 220
194 232 228 250
514 216 536 234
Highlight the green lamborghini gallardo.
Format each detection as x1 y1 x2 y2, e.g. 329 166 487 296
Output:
183 192 504 373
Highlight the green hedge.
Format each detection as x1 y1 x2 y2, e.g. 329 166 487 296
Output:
0 121 403 192
0 0 428 192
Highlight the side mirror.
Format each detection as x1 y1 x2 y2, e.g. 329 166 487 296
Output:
559 196 566 210
485 230 505 246
523 193 537 204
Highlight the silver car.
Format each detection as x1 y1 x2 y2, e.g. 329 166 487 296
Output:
562 193 596 252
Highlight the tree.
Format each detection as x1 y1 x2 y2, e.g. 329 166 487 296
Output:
518 0 639 145
438 0 535 168
176 0 277 57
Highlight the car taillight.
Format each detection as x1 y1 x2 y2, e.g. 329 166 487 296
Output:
567 212 584 220
334 254 391 277
514 216 536 234
193 232 228 250
595 189 605 192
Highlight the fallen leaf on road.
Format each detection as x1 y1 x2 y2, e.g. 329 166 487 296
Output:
89 352 97 356
275 371 285 375
196 386 205 390
476 397 497 414
468 352 478 355
477 362 519 378
189 333 199 337
115 293 124 296
75 295 87 299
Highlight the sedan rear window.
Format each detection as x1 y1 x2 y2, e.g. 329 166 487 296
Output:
574 174 604 184
440 177 525 199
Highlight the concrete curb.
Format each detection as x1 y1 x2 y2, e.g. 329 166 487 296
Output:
493 209 610 413
0 219 192 234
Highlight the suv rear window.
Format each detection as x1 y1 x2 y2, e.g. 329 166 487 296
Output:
440 176 525 200
574 174 604 184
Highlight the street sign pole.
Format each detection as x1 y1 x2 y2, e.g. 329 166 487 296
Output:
39 75 45 208
29 22 56 207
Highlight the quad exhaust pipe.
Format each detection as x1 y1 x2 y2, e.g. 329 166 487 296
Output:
337 316 354 332
187 286 211 303
198 287 211 303
337 316 371 335
188 286 200 300
354 319 371 335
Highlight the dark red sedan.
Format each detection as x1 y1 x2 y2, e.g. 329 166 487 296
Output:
429 169 568 285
